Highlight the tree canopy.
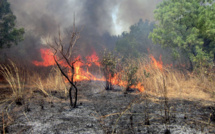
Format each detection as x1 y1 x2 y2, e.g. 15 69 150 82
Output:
149 0 215 69
115 19 155 59
0 0 24 48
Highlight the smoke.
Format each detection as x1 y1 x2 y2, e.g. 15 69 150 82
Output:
117 0 161 32
3 0 161 63
8 0 82 36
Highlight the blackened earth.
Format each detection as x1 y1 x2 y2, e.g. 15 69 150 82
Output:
0 81 215 134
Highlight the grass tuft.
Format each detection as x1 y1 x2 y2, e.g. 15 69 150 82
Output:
0 60 25 101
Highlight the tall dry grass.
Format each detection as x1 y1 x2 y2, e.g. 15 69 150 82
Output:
0 61 25 101
46 67 68 96
0 60 69 102
110 58 215 133
33 67 68 97
136 57 215 101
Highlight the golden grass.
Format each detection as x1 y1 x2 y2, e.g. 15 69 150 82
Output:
0 61 69 102
0 61 25 101
34 77 49 96
1 58 214 103
47 67 68 94
136 57 215 102
33 67 68 97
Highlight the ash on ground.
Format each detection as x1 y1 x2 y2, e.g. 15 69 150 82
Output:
0 81 215 134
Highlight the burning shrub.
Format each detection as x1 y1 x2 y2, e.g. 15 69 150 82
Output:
122 61 138 92
101 50 118 90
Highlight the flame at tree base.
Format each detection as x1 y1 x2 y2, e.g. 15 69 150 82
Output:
32 48 168 93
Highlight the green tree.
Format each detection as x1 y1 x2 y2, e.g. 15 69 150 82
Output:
0 0 24 48
149 0 215 70
115 19 155 59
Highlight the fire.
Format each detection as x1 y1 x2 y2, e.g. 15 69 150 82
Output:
131 83 144 92
111 73 144 92
73 57 88 81
32 49 55 67
33 48 147 92
149 55 174 69
86 51 100 67
71 55 105 82
150 55 163 70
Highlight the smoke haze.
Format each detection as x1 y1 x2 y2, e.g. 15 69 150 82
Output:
1 0 161 63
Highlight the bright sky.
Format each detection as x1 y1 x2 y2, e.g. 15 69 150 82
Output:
111 6 123 35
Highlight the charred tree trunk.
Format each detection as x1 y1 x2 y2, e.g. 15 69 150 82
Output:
69 87 73 106
105 81 110 90
69 65 78 108
49 22 80 108
125 86 130 92
69 86 78 108
188 59 193 72
125 77 133 92
104 66 114 90
105 78 113 90
54 58 78 108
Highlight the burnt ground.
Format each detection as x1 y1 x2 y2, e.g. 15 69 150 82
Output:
0 81 215 134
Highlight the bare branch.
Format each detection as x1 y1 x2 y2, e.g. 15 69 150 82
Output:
48 21 80 108
58 29 63 52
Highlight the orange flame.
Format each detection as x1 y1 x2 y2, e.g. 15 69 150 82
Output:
32 49 55 67
33 48 146 92
131 83 145 92
86 51 100 67
150 55 163 70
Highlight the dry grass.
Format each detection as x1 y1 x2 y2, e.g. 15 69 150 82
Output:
1 58 214 103
107 58 215 133
136 57 215 101
0 61 26 133
47 67 68 94
34 77 50 96
0 65 69 133
0 61 25 101
0 58 214 133
0 61 69 102
33 67 68 97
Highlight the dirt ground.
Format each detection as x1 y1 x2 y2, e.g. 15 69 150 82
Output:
0 81 215 134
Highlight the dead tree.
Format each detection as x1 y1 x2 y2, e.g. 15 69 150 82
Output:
48 23 80 108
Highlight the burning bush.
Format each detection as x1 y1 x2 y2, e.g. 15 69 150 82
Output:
100 52 145 92
101 50 118 90
123 62 138 92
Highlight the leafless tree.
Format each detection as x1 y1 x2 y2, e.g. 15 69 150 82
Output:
48 22 80 108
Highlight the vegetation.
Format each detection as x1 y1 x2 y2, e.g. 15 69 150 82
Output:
115 19 155 59
0 61 25 103
0 0 24 48
122 60 138 92
49 26 80 108
149 0 215 70
101 50 118 90
1 1 215 133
